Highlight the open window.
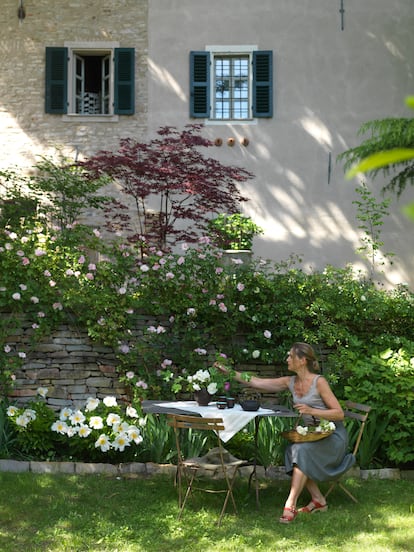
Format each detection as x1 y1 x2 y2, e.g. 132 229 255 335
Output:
45 45 135 116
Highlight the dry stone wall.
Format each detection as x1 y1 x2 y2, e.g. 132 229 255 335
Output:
6 321 289 410
8 322 128 410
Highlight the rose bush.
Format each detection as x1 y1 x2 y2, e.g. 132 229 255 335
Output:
1 160 414 467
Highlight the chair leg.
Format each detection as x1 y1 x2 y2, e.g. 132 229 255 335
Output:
178 469 197 519
337 482 358 503
217 468 239 526
325 482 335 499
325 480 358 503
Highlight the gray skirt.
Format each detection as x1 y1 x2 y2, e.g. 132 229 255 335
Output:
284 422 355 482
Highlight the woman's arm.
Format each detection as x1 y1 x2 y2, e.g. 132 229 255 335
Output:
231 370 291 394
294 377 344 421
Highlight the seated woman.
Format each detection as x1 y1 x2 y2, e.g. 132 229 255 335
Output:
219 342 354 523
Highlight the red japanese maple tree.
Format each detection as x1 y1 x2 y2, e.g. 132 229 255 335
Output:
81 125 254 252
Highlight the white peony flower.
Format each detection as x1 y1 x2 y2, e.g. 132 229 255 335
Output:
103 396 118 407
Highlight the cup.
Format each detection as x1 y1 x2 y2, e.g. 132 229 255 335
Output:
226 397 235 408
216 401 227 410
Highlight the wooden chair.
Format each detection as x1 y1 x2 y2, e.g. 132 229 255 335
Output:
325 400 371 503
167 414 247 526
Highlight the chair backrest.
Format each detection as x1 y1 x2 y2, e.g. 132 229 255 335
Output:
167 414 224 433
343 400 371 456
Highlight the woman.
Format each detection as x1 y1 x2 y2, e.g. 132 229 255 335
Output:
221 342 354 523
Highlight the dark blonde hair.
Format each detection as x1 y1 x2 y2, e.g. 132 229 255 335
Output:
291 342 320 373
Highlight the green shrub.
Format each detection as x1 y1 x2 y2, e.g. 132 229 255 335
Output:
331 340 414 467
1 160 414 468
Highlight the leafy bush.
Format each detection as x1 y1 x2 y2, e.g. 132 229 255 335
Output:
6 396 58 459
207 213 263 250
330 341 414 467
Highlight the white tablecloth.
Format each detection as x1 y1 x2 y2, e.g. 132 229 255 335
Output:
155 400 274 443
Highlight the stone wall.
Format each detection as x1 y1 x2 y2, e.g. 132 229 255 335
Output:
7 322 128 409
6 316 290 410
0 0 148 169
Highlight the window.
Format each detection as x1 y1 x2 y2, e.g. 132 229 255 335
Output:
45 45 135 116
190 48 273 120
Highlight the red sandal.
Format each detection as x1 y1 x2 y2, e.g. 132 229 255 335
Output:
279 506 298 524
298 500 328 514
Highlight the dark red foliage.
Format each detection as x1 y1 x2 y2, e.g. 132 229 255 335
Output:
80 125 253 252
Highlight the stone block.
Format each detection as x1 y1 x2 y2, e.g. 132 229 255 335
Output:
265 465 290 480
30 461 75 474
360 468 400 480
0 459 30 472
86 377 111 387
99 364 117 374
67 385 87 394
119 462 147 475
343 466 360 479
37 344 67 353
145 462 176 477
75 462 118 475
66 345 92 352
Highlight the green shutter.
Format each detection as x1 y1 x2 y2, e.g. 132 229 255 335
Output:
253 50 273 118
114 48 135 115
45 47 68 114
190 51 210 118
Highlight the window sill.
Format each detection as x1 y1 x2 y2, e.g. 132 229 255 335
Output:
205 119 257 126
62 115 120 123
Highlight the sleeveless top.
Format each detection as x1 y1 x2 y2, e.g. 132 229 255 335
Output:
288 374 327 426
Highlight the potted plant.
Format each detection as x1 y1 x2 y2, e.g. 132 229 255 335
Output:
207 213 263 251
160 352 249 405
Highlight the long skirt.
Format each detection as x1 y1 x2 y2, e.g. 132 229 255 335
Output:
284 422 355 482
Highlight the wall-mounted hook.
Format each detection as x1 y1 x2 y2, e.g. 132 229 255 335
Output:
339 0 345 30
18 0 25 21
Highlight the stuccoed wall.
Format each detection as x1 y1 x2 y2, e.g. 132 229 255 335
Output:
147 0 414 288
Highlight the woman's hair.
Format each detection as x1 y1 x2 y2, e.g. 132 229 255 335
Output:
291 342 320 373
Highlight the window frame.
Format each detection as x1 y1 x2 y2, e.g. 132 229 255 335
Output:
208 45 256 122
45 42 135 120
189 45 273 123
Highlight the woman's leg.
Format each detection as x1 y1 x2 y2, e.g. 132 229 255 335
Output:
297 479 328 513
280 465 308 521
305 479 326 505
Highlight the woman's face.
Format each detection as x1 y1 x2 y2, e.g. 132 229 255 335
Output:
287 349 304 372
287 349 297 371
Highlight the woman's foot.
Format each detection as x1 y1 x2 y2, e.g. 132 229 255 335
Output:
298 500 328 514
279 506 298 523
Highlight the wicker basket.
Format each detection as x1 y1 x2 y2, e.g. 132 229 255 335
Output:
282 429 334 443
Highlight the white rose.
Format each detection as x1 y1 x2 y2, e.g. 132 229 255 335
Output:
296 425 308 436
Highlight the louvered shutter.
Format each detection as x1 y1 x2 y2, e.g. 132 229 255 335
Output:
45 47 68 114
190 51 210 118
114 48 135 115
253 50 273 118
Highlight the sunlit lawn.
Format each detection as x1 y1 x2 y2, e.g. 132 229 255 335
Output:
0 472 413 552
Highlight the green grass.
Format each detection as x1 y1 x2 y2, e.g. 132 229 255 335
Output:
0 472 413 552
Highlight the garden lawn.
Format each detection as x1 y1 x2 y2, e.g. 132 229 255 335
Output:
0 472 413 552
